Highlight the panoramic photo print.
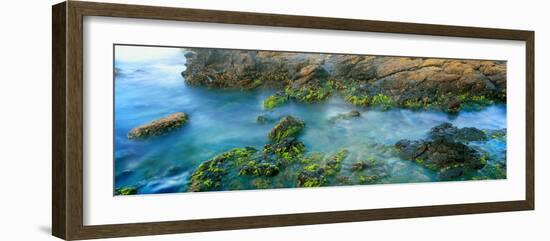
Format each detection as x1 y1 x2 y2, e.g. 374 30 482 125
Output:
113 45 507 195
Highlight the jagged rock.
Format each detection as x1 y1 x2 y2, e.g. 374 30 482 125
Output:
375 57 423 77
291 64 329 89
182 48 506 110
297 149 348 187
188 147 258 192
188 138 307 192
428 123 487 142
127 112 188 139
395 123 488 180
263 137 305 157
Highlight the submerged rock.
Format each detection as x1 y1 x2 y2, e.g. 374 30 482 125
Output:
268 116 306 142
188 147 258 192
238 162 280 177
428 123 487 142
256 115 269 124
127 112 188 139
297 149 349 187
263 92 289 109
485 128 507 141
188 137 308 192
263 137 306 158
329 110 361 122
351 161 368 172
395 123 488 180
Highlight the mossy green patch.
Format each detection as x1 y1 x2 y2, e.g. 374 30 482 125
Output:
238 161 280 177
345 95 369 106
251 178 271 189
358 175 379 184
457 93 494 110
268 116 306 142
115 186 138 195
370 93 393 109
301 179 325 187
404 99 424 109
297 149 349 187
263 93 288 109
189 147 257 192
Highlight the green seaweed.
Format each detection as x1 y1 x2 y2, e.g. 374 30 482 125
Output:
324 149 349 174
251 178 271 189
404 99 424 109
345 94 369 106
238 161 280 177
414 157 425 165
284 81 334 103
232 147 257 166
457 93 494 110
263 94 288 109
304 163 320 172
358 175 367 184
480 154 489 166
268 116 306 142
371 93 393 109
115 186 138 195
189 147 258 192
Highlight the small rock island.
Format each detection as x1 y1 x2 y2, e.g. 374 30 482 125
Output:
127 112 188 139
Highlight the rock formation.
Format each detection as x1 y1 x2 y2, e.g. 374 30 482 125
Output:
394 123 488 180
127 112 188 139
182 48 506 112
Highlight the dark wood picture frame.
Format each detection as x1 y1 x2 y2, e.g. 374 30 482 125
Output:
52 1 535 240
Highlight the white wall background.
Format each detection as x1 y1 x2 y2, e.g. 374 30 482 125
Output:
0 0 547 240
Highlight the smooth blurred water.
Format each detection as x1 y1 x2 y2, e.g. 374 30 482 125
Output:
114 46 507 194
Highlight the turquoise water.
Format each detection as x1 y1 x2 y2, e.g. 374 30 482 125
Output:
114 47 506 194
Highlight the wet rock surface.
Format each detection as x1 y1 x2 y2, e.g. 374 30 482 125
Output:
395 123 492 180
185 120 505 192
268 116 306 142
127 112 188 139
182 48 506 111
187 116 393 192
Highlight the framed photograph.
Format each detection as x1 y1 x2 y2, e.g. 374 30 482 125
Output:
52 1 534 240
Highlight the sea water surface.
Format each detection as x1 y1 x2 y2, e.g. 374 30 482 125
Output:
114 47 507 194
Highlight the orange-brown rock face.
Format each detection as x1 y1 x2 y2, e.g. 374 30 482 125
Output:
182 48 506 109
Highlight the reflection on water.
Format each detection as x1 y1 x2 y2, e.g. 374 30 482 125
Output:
114 47 506 194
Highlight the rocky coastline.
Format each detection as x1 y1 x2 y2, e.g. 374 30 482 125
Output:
116 48 507 195
183 48 506 113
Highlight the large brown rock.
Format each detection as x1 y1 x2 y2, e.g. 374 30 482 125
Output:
182 48 507 106
183 49 325 89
